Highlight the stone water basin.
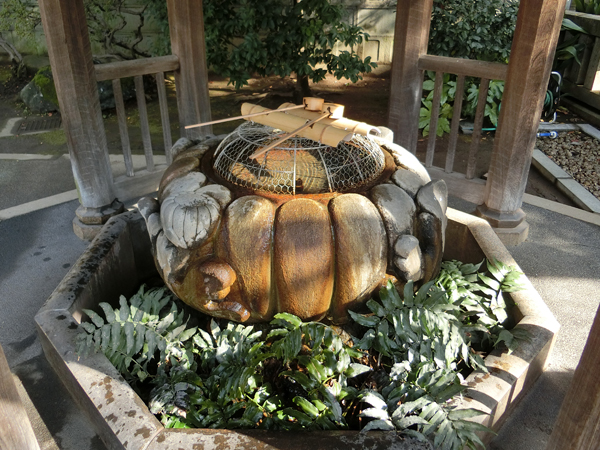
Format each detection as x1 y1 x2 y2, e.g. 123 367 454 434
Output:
34 205 559 449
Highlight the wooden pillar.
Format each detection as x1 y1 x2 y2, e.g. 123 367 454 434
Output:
38 0 123 239
388 0 433 153
476 0 567 244
545 304 600 450
0 345 40 450
167 0 212 140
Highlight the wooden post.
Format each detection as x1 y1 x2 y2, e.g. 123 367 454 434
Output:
476 0 567 244
388 0 433 153
38 0 123 239
545 304 600 450
167 0 213 140
0 345 40 450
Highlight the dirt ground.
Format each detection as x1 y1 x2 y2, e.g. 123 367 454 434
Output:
0 62 578 206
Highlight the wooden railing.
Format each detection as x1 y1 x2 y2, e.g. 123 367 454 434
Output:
94 55 179 177
417 55 508 179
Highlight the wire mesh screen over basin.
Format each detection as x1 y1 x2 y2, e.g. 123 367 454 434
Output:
213 122 386 195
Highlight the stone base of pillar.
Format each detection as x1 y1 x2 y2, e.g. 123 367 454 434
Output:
475 204 526 228
488 220 530 246
73 199 125 240
474 204 529 245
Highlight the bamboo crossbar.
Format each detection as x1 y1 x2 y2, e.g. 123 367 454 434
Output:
418 55 508 81
184 104 305 129
249 113 330 159
94 55 179 81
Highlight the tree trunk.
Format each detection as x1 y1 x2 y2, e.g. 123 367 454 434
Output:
294 74 312 103
0 36 25 76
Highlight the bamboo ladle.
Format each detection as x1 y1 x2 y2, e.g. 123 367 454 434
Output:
183 97 328 130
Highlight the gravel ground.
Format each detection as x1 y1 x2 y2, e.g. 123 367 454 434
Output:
536 130 600 200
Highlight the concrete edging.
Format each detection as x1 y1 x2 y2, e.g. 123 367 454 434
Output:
34 209 559 449
531 149 600 214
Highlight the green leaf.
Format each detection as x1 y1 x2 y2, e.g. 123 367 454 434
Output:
360 391 387 410
293 397 319 419
348 310 380 328
478 274 500 291
80 322 96 334
84 309 105 328
394 415 430 429
99 302 116 324
447 408 488 420
562 18 586 33
423 79 435 90
178 327 197 343
494 329 515 352
271 312 302 330
119 296 130 322
361 419 395 431
124 321 135 355
366 299 386 317
360 407 390 421
345 363 371 378
146 329 158 358
281 407 312 426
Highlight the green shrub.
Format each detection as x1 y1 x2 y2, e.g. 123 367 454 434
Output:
422 0 519 136
429 0 519 64
77 259 527 448
574 0 600 15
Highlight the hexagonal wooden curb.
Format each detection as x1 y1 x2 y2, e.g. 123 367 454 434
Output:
35 208 559 449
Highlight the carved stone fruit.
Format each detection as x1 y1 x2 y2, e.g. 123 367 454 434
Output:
139 127 447 324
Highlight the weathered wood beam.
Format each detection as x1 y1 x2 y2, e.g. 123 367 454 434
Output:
466 78 490 180
94 55 179 82
167 0 212 140
388 0 433 153
38 0 123 239
156 72 174 164
418 55 508 81
112 79 134 177
477 0 567 239
0 345 40 450
445 75 466 173
425 71 444 167
545 304 600 450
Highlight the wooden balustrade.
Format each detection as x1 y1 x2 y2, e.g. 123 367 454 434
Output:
94 56 179 177
418 54 508 180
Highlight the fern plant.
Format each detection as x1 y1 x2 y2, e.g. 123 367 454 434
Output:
77 259 528 450
436 259 529 354
76 286 197 381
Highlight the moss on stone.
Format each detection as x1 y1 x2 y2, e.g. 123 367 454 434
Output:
32 66 58 106
0 66 12 83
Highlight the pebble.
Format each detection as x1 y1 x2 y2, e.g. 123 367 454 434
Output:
536 131 600 200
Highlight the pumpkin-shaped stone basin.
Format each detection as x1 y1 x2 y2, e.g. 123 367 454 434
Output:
138 126 447 324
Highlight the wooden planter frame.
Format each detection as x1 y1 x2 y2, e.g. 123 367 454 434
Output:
34 209 559 449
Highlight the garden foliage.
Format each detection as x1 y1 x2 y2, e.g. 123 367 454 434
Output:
77 259 527 449
1 0 375 97
201 0 376 95
422 0 519 136
574 0 600 15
